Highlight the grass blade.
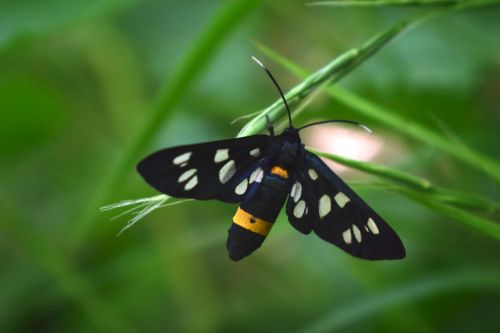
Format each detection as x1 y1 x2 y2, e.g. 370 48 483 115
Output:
395 187 500 240
238 19 412 137
307 0 458 7
256 41 500 183
308 147 432 191
298 269 500 333
307 0 500 8
312 147 500 238
69 0 259 250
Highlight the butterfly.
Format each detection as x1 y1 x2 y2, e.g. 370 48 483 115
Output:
137 57 405 261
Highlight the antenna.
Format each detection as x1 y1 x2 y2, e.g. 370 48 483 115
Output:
252 56 293 128
297 119 372 133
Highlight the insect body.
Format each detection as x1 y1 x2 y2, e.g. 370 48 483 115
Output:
137 58 405 261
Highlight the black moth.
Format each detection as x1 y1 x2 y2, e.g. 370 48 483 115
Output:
137 57 405 261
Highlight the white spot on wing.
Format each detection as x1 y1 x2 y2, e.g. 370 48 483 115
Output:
214 149 229 163
249 167 261 183
255 168 264 183
308 169 318 180
367 218 380 234
290 183 297 198
219 160 236 184
249 148 260 157
343 229 352 244
352 225 362 243
293 200 306 218
334 192 350 208
184 176 198 190
318 194 331 218
178 168 196 183
235 178 248 195
173 152 191 165
293 182 302 203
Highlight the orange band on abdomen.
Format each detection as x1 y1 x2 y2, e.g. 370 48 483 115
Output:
233 207 273 237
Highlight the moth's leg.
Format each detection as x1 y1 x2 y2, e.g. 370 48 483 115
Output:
265 115 275 137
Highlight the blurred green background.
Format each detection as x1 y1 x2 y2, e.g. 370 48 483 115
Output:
1 0 500 332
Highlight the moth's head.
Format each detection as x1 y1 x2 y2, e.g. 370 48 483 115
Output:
280 127 301 143
275 128 302 167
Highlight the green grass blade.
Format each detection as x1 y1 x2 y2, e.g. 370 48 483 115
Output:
327 87 500 182
308 147 432 191
238 19 411 137
307 0 458 7
312 147 500 238
427 187 500 214
307 0 500 8
395 187 500 240
69 0 259 250
313 148 500 213
256 44 500 183
298 269 500 333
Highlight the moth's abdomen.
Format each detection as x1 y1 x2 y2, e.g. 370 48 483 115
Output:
227 166 290 261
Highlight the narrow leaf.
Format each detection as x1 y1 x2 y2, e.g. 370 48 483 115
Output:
238 19 411 137
70 0 259 249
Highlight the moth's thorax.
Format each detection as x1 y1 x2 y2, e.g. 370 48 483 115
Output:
272 128 303 169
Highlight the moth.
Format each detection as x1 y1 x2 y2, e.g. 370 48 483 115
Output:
137 57 405 261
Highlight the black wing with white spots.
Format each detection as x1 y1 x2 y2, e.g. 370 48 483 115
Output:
137 135 271 203
286 152 405 260
286 163 317 235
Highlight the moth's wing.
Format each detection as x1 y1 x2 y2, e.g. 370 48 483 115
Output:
137 135 271 203
286 158 318 235
286 152 405 260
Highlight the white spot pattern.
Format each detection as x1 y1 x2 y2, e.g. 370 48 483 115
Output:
184 176 198 190
367 218 380 234
343 229 352 244
173 152 191 165
235 178 248 195
219 160 236 184
249 167 260 183
318 194 331 218
308 169 318 180
334 192 350 208
249 148 260 157
352 225 362 243
214 149 229 163
178 169 196 183
293 182 302 203
293 200 306 218
255 168 264 183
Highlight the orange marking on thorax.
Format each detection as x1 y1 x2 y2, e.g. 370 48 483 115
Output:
271 166 288 179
